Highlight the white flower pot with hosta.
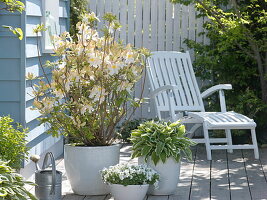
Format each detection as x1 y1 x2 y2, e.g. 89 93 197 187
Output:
100 163 159 200
130 120 196 195
138 157 180 195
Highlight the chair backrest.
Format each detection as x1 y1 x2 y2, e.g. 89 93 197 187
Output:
146 51 205 117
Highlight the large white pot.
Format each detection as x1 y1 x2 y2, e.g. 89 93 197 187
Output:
64 144 120 195
109 184 149 200
138 157 180 195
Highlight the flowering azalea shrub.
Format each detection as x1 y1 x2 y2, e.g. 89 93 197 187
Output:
100 163 159 186
27 13 149 146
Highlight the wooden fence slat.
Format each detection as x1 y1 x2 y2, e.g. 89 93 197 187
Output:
188 4 196 42
173 3 181 51
135 0 143 48
180 5 189 50
104 0 112 13
88 0 97 13
112 0 120 41
151 0 158 51
96 0 105 31
142 0 150 49
157 0 165 51
119 0 127 44
196 11 204 44
203 16 210 45
127 0 135 45
165 1 173 50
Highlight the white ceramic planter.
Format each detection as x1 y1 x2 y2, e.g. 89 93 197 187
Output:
109 184 149 200
138 157 180 195
64 144 120 195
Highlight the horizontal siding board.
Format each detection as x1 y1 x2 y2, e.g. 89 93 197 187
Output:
0 102 20 122
0 37 20 58
26 16 42 37
25 104 41 123
0 81 20 101
27 135 61 155
25 37 41 58
26 0 42 17
0 59 20 80
0 15 21 32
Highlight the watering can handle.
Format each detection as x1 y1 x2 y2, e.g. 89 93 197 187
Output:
42 152 56 195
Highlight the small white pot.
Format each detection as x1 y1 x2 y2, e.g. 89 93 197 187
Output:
138 157 180 195
64 144 120 195
109 184 149 200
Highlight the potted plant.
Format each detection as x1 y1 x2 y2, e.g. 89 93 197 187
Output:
27 12 149 195
130 120 196 195
0 160 37 199
100 163 159 200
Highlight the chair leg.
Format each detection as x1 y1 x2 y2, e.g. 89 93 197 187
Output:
225 129 233 153
251 128 259 159
203 126 212 160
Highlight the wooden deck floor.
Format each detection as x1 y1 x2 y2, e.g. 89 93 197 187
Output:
41 144 267 200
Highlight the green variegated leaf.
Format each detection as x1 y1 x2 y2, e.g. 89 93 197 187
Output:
142 145 152 156
155 142 164 155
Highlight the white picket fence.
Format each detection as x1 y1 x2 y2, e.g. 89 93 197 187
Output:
88 0 209 119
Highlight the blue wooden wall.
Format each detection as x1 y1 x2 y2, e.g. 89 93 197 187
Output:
0 0 69 178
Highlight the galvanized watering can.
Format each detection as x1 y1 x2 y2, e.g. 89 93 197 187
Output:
34 152 62 200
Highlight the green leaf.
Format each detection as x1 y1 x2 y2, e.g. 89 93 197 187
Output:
160 151 167 163
141 145 152 156
0 188 8 197
155 142 165 155
151 151 160 165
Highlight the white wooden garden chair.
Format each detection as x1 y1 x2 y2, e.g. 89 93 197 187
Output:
146 51 259 160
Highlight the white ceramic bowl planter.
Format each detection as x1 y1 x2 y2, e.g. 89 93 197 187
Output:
109 184 149 200
139 157 181 195
64 144 120 195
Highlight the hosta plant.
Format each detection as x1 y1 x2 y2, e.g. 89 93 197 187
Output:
27 12 150 146
130 120 196 165
100 163 159 186
0 160 37 200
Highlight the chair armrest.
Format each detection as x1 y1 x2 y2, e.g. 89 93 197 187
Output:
201 84 232 99
150 85 179 99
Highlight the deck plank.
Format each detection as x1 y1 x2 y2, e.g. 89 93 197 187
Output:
227 149 251 200
84 195 107 200
242 149 267 200
62 194 85 200
189 145 211 200
104 194 113 200
210 150 231 200
259 148 267 181
147 195 168 200
169 147 197 200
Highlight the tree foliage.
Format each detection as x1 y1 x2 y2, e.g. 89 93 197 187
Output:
70 0 88 39
171 0 267 139
0 116 29 170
